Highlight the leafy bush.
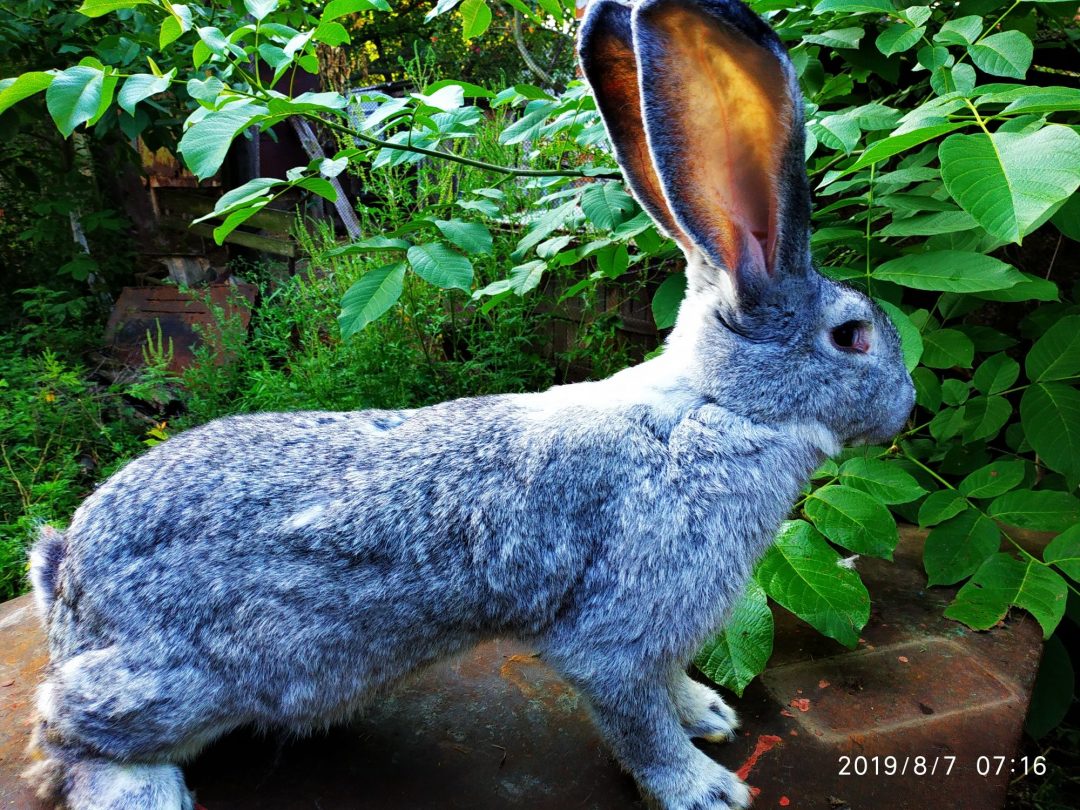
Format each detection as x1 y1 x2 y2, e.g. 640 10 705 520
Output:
2 0 1079 728
0 304 147 600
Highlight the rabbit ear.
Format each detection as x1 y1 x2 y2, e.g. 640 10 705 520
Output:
632 0 811 295
578 0 691 247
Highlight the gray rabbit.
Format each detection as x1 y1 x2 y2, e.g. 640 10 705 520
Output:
24 0 914 807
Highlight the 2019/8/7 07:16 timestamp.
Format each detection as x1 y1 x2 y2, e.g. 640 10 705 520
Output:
838 755 1048 777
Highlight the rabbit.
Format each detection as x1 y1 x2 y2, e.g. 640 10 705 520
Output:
23 0 914 808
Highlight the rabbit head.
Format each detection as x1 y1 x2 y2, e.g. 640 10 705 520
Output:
579 0 914 446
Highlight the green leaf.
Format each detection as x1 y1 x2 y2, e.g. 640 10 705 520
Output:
815 113 861 154
992 87 1080 116
322 0 377 21
433 219 492 255
973 353 1019 395
973 273 1059 303
46 66 105 137
918 489 968 527
244 0 278 21
652 273 686 330
959 461 1026 499
197 26 244 59
211 177 281 215
900 5 930 26
499 101 555 144
423 79 494 99
186 76 223 105
0 72 55 115
1044 524 1080 582
988 490 1080 532
1026 315 1080 382
838 458 926 504
212 200 267 245
920 328 974 369
1021 383 1080 481
407 243 473 291
939 127 1080 245
847 124 966 174
968 30 1033 79
178 103 268 180
812 0 894 12
117 71 171 116
935 15 983 46
755 520 870 648
595 243 628 278
805 485 898 559
924 508 1000 586
876 300 923 371
338 262 406 338
694 580 772 697
803 28 865 49
941 378 971 406
313 21 350 46
513 198 578 260
507 260 546 294
876 24 924 57
78 0 148 17
929 405 966 441
459 0 492 40
849 103 901 132
873 251 1025 293
159 13 185 48
581 183 635 230
945 553 1067 638
325 236 411 256
961 395 1011 441
294 176 337 202
912 366 941 411
880 210 978 237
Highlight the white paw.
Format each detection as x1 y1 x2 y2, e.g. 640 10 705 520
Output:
671 767 751 810
674 678 740 743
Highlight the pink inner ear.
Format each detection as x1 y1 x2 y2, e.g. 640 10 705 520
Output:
589 26 691 248
645 6 792 276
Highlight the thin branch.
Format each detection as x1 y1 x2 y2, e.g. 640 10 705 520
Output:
511 8 555 89
312 114 620 180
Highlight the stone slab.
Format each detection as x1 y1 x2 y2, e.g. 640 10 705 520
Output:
0 529 1044 809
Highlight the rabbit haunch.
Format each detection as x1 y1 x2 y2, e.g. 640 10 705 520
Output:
25 0 913 808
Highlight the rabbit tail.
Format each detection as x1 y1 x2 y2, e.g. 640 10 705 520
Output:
23 729 193 810
29 524 66 618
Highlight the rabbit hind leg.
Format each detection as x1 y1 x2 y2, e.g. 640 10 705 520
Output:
24 748 193 810
25 647 223 809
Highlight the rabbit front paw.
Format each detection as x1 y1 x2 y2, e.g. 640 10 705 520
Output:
673 677 740 743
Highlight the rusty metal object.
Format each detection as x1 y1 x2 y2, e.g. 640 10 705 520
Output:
0 528 1043 809
103 282 257 373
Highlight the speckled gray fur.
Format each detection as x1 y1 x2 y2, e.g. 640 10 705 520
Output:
26 1 914 808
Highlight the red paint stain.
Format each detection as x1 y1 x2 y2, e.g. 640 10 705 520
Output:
779 797 791 807
736 734 783 781
790 697 811 712
818 679 830 689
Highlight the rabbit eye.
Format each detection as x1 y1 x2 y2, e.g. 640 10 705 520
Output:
830 320 871 353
